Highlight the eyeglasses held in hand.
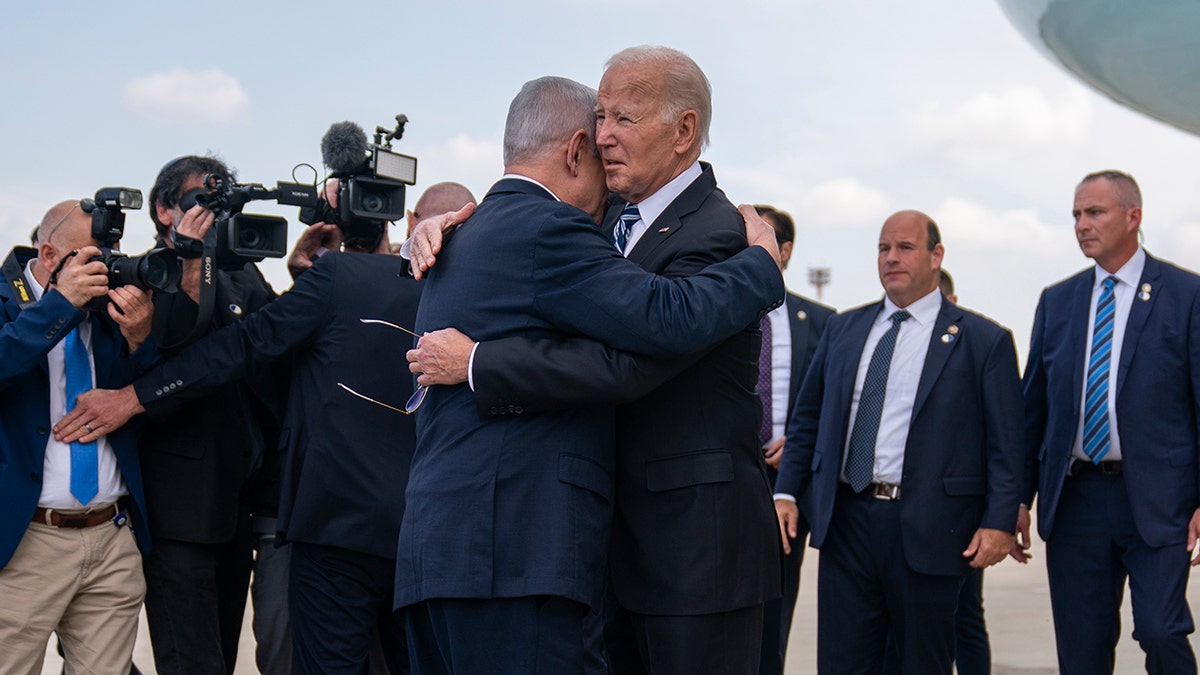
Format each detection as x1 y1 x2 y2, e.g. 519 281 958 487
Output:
336 318 428 415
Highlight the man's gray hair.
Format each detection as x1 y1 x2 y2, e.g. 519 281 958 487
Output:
606 45 712 150
503 76 598 166
1080 170 1143 209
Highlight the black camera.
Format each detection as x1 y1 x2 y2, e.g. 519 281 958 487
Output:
83 187 182 298
304 116 418 250
177 175 319 270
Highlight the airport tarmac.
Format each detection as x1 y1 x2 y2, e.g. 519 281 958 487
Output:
42 537 1200 674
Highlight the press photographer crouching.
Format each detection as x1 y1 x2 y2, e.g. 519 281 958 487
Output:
0 199 155 673
135 154 287 675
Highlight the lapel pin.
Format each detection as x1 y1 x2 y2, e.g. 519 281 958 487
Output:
658 227 670 233
229 304 243 316
1141 283 1152 292
947 324 959 335
1140 283 1152 301
941 334 954 344
796 310 808 321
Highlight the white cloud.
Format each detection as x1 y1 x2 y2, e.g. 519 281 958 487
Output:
903 85 1094 165
411 133 503 200
121 68 249 127
796 178 890 229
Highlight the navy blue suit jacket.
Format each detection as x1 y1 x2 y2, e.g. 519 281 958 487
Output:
776 295 1023 576
135 252 421 560
0 248 154 567
463 167 790 615
1023 252 1200 547
393 177 783 611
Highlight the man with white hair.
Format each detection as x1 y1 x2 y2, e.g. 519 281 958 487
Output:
410 47 784 674
396 73 783 675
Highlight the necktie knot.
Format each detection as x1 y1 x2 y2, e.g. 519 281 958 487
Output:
1102 276 1116 293
890 310 911 326
612 203 640 253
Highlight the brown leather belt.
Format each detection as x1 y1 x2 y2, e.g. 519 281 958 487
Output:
32 504 119 528
841 481 902 500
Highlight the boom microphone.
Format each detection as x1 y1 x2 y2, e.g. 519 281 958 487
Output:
321 121 370 175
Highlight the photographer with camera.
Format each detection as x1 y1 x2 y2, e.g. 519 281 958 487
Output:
131 154 284 675
56 161 441 672
0 199 156 674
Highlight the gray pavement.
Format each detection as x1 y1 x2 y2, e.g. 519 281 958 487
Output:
783 540 1200 674
41 537 1200 674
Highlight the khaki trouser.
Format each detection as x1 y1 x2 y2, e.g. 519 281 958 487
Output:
0 512 145 675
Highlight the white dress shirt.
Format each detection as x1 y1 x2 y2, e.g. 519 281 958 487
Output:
26 261 128 509
1072 247 1146 463
840 288 942 485
765 302 793 446
616 161 702 256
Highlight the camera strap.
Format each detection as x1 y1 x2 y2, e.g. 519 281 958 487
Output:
2 246 39 310
157 228 217 351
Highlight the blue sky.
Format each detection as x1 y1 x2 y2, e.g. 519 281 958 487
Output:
4 0 1199 358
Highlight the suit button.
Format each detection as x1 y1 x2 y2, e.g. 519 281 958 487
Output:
29 472 39 482
45 331 54 339
489 406 498 415
37 427 47 435
515 406 524 414
176 379 183 386
155 388 163 396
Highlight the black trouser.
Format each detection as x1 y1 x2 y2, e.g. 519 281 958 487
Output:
289 542 408 675
143 533 254 675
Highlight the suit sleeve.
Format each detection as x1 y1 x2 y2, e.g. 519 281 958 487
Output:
1021 292 1050 507
1188 283 1200 492
980 328 1024 533
775 324 833 500
0 290 83 390
531 212 784 358
470 336 704 417
133 255 335 410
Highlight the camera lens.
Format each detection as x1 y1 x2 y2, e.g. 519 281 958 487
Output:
239 228 263 250
360 191 385 214
142 254 172 289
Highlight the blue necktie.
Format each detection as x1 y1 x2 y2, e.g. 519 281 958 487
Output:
612 203 640 254
844 310 910 492
1083 277 1117 463
63 325 99 505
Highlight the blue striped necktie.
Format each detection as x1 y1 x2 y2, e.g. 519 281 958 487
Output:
63 324 99 505
612 203 640 254
844 310 910 492
1083 276 1117 463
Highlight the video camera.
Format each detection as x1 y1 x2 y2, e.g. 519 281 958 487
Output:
83 187 182 300
175 175 320 270
304 115 418 250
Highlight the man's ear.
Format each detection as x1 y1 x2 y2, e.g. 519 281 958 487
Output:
155 202 175 230
673 110 699 155
566 129 590 176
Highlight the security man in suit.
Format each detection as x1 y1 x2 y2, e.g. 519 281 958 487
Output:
1022 170 1200 674
0 199 156 674
55 182 420 674
753 205 834 675
774 210 1023 674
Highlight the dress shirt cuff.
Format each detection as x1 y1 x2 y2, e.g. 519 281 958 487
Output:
773 493 796 503
467 342 478 392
